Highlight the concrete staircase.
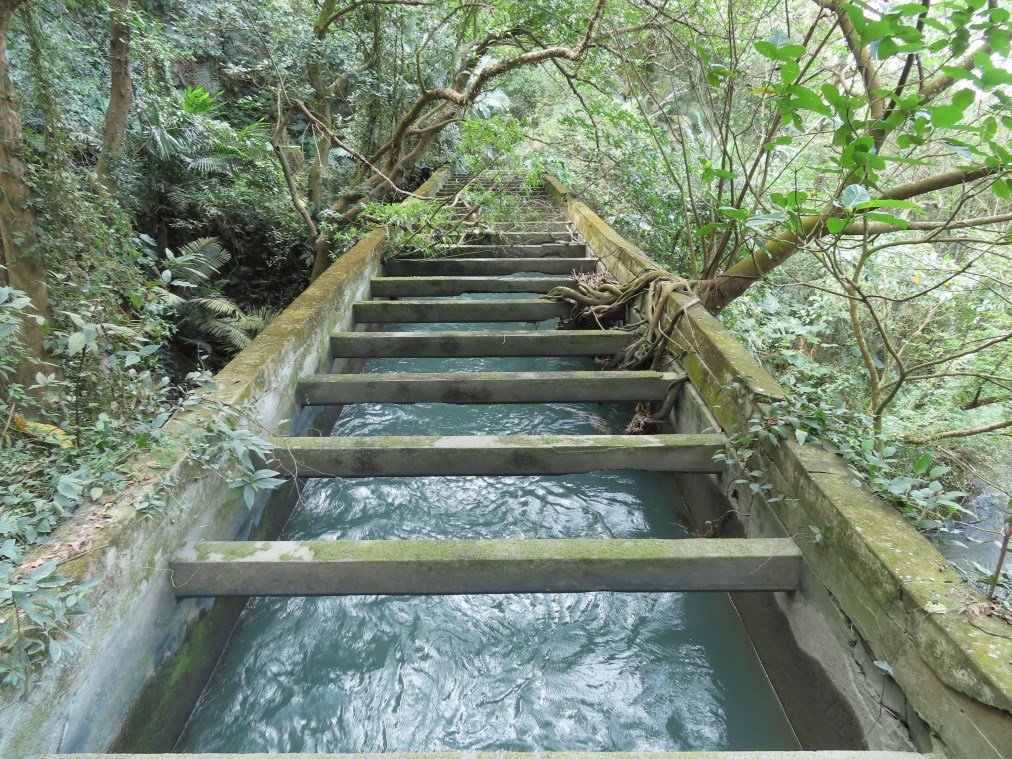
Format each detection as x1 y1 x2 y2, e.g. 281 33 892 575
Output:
169 175 803 600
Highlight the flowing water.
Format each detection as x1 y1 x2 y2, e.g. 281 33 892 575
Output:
176 295 800 753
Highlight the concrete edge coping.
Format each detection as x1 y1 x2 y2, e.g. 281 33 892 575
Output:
10 225 393 586
541 174 1012 715
0 167 452 693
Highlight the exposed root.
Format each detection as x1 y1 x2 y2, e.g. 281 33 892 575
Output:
624 403 653 434
544 269 698 369
624 376 689 434
648 376 689 422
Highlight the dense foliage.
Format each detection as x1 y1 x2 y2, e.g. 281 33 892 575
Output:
0 0 1008 686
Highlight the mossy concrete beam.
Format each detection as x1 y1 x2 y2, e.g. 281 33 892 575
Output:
296 370 685 405
384 257 596 276
406 242 585 258
169 537 802 596
329 329 634 358
269 433 727 477
1 168 453 759
352 298 572 323
370 276 574 296
464 231 575 244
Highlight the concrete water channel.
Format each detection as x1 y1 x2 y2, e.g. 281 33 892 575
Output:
174 296 799 753
8 172 1010 759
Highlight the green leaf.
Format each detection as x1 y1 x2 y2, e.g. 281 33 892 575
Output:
780 60 799 85
864 212 909 229
940 65 974 81
951 89 975 110
931 105 964 128
853 198 919 211
931 89 974 128
755 40 807 61
913 453 932 475
826 216 849 234
840 184 871 210
789 86 833 117
717 207 748 222
67 331 86 356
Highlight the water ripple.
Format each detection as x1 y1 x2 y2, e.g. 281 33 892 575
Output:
176 319 798 753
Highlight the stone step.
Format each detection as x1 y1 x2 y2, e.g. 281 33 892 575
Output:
330 329 633 358
170 537 803 597
398 243 585 258
353 298 571 323
370 276 573 297
384 257 595 276
268 433 726 477
296 370 686 405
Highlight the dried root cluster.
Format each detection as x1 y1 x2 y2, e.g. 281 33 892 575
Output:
544 268 698 372
543 268 698 431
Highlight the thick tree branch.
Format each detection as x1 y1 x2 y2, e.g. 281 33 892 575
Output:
921 419 1012 441
702 165 1002 311
837 212 1012 236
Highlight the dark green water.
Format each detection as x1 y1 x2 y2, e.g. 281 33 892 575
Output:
176 297 800 753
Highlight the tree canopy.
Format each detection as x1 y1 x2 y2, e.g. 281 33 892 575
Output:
0 0 1009 684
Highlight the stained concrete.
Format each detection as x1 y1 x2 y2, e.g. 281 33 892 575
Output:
370 275 574 296
351 298 572 322
543 173 1012 757
296 370 684 405
384 257 596 276
268 433 727 477
0 169 453 759
40 751 926 758
329 329 634 358
168 537 802 596
402 242 586 257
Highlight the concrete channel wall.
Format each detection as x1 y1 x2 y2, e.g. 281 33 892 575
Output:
0 168 451 758
543 176 1012 759
5 168 1008 758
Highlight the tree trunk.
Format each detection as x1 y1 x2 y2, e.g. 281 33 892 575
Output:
0 0 61 394
96 0 132 187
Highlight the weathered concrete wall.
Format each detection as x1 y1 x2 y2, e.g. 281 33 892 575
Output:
544 174 1012 758
0 167 451 759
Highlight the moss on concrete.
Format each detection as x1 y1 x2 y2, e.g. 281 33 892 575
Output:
545 172 1012 753
3 183 401 757
269 432 725 451
108 597 245 753
191 537 797 563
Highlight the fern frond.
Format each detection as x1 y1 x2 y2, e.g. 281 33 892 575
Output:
190 296 243 316
196 316 253 351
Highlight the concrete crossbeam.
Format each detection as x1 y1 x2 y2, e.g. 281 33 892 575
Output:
405 243 586 258
384 258 595 276
268 433 726 477
51 753 925 759
352 299 571 323
370 276 574 296
296 370 686 405
465 232 575 244
170 537 802 596
329 330 633 358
